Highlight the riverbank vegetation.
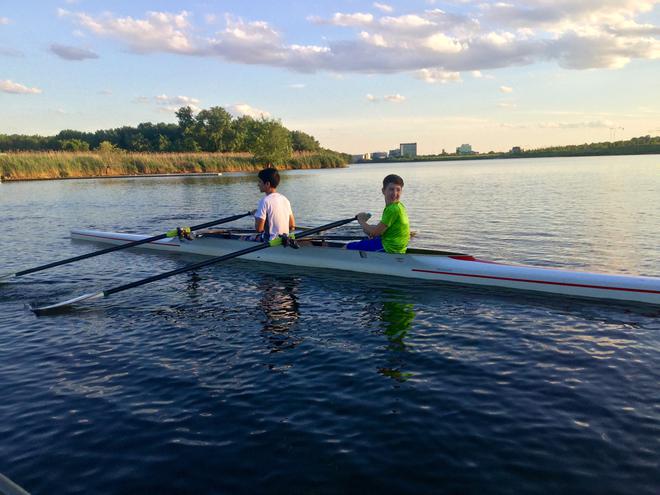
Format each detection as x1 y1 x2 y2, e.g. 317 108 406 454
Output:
0 105 350 180
0 150 348 181
370 135 660 163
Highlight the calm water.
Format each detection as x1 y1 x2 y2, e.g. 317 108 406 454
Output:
1 156 659 494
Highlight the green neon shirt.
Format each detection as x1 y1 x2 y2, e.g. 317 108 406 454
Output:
380 202 410 254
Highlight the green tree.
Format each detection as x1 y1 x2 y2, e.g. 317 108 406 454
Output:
175 106 196 131
194 106 233 151
158 134 172 151
226 115 256 151
253 119 292 166
290 130 320 151
59 139 90 151
128 134 150 151
97 140 119 153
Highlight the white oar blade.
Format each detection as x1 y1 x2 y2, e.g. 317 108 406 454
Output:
29 291 104 314
0 272 16 283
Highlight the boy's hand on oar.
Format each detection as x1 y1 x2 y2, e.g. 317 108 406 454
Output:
356 212 371 223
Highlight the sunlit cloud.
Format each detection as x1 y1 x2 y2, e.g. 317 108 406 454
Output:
59 4 660 77
136 94 201 112
500 85 513 93
384 93 406 102
415 68 462 84
366 93 407 102
373 3 394 13
58 9 196 54
309 12 374 27
0 79 42 94
227 103 271 118
539 120 617 129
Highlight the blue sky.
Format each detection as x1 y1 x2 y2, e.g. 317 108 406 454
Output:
1 0 659 153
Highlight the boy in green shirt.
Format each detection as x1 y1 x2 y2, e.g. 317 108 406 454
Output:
347 174 410 253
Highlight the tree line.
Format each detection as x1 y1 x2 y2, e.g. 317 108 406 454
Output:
0 106 326 165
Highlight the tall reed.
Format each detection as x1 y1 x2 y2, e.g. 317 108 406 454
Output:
0 151 348 180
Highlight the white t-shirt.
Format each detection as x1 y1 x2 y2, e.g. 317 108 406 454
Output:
254 192 293 240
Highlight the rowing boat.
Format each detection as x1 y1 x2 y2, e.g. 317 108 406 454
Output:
70 228 660 306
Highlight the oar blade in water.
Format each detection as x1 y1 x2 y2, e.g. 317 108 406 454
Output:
0 272 16 283
29 291 104 315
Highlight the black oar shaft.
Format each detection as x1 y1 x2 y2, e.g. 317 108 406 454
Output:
29 216 358 314
103 216 358 297
15 211 252 277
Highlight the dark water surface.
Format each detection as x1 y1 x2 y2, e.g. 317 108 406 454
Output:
1 156 659 494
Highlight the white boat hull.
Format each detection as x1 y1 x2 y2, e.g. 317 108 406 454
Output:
70 229 660 306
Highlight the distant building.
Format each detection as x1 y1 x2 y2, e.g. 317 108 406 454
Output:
510 146 522 154
400 142 417 157
389 148 401 158
456 143 474 155
351 153 371 162
371 151 388 160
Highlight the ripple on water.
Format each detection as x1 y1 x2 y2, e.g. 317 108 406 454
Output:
1 160 659 494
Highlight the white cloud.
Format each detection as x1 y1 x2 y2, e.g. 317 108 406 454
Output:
360 31 388 47
497 102 517 108
136 94 201 112
311 12 374 27
0 17 10 25
416 68 462 84
425 33 463 53
98 89 112 95
500 85 513 93
50 44 99 60
0 79 42 94
379 14 434 31
366 93 407 103
539 120 616 129
60 5 660 77
373 3 394 13
155 94 200 106
227 103 270 118
288 83 306 89
384 93 406 102
59 9 196 54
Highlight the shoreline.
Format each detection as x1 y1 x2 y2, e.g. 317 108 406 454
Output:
0 172 225 183
0 151 349 182
364 149 660 164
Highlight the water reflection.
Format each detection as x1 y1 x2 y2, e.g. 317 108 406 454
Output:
377 291 416 382
258 277 302 355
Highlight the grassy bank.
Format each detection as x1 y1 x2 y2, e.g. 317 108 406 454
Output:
0 150 349 181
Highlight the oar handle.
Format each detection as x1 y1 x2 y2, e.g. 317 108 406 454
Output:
14 211 253 278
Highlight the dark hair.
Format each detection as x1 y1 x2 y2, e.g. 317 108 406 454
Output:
258 168 280 188
383 174 404 188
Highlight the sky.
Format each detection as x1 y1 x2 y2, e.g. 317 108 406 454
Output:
1 0 659 154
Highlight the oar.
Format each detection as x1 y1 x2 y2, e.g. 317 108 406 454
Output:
29 215 362 314
0 211 253 282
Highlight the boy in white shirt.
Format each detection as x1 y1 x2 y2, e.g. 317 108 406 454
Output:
254 168 295 241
